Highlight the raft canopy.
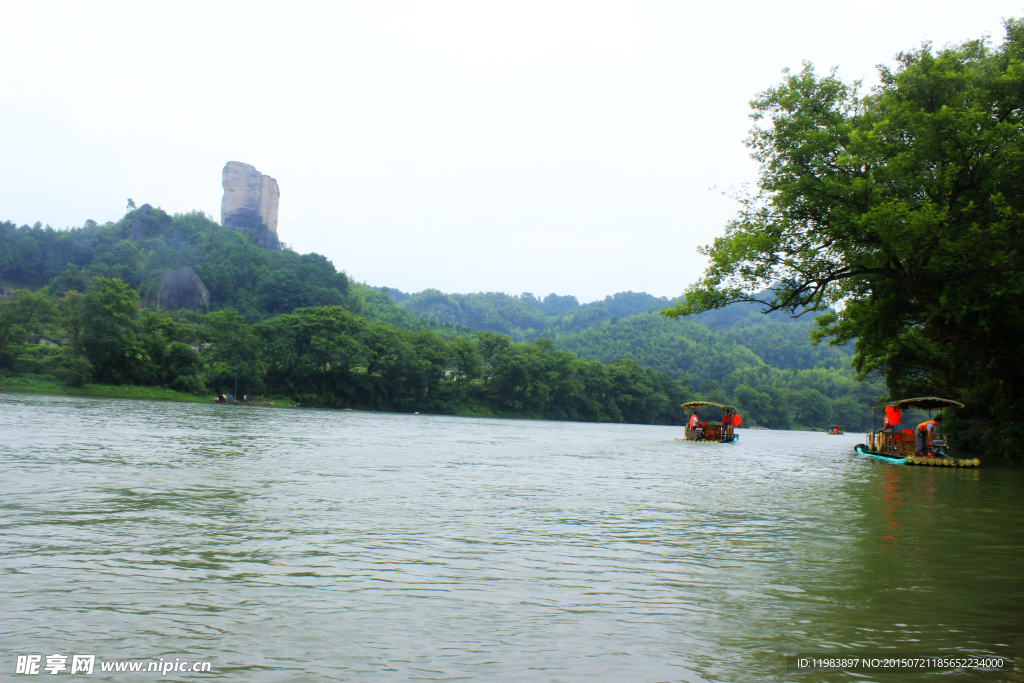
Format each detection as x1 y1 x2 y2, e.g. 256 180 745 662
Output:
681 401 735 410
868 396 965 411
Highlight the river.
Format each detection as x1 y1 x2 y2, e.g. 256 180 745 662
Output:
2 394 1021 682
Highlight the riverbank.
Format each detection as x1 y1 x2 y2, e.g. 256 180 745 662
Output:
0 376 629 424
0 374 811 430
0 380 566 421
0 376 511 416
0 377 297 407
0 375 216 402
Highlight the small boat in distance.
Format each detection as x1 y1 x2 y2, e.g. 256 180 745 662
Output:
854 396 979 467
827 424 844 435
676 401 740 443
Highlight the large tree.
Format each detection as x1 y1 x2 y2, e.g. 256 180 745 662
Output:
79 277 149 383
662 19 1024 453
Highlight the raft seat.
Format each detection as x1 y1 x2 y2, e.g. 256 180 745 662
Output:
881 431 916 457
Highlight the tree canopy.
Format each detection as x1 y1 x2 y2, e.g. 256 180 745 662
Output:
661 19 1024 453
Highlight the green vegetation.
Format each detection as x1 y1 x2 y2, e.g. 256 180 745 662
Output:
0 297 690 424
0 374 212 402
400 289 671 336
380 287 883 430
0 213 689 423
0 209 354 319
662 20 1024 455
1 204 884 429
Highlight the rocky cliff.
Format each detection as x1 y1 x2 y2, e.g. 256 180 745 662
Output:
220 161 281 250
127 204 170 242
158 267 210 311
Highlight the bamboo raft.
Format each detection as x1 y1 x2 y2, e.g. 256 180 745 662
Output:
854 396 980 467
674 432 740 443
674 401 740 443
854 444 980 467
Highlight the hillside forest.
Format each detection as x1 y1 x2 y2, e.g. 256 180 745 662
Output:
0 209 882 431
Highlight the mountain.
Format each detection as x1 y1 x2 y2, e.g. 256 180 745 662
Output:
366 285 881 430
0 210 881 430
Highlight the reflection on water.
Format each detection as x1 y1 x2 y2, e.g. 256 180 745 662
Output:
2 394 1021 682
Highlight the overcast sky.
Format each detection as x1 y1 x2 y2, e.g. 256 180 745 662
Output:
2 1 1018 302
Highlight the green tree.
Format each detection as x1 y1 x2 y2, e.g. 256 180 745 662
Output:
359 324 420 409
54 355 93 387
449 337 482 386
607 359 656 424
79 277 148 383
564 359 619 422
791 387 832 429
299 306 363 373
254 306 365 405
662 20 1024 452
46 265 91 297
165 342 203 393
57 291 84 346
0 290 56 364
411 329 451 410
200 310 266 396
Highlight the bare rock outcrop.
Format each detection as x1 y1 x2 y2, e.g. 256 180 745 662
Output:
127 204 170 242
158 267 210 311
221 161 281 250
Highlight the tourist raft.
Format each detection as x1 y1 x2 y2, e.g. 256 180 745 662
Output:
854 396 980 467
675 401 740 443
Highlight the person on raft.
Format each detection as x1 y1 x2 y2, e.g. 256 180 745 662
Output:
688 411 699 431
721 409 733 442
914 416 943 457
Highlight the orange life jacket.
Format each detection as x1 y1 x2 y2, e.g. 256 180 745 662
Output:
917 420 940 434
884 406 902 428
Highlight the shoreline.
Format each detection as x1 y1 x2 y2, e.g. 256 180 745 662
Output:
3 375 879 435
0 376 644 423
0 376 229 404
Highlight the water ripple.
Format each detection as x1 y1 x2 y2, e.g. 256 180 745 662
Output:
2 394 1021 682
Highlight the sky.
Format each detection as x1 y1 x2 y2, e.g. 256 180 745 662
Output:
1 1 1018 302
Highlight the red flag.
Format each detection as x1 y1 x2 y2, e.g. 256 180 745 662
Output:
732 414 742 426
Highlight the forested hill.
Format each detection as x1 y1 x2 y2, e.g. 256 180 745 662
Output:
1 210 881 430
391 287 852 372
379 287 880 429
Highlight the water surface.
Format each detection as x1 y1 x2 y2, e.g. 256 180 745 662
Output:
2 394 1021 681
